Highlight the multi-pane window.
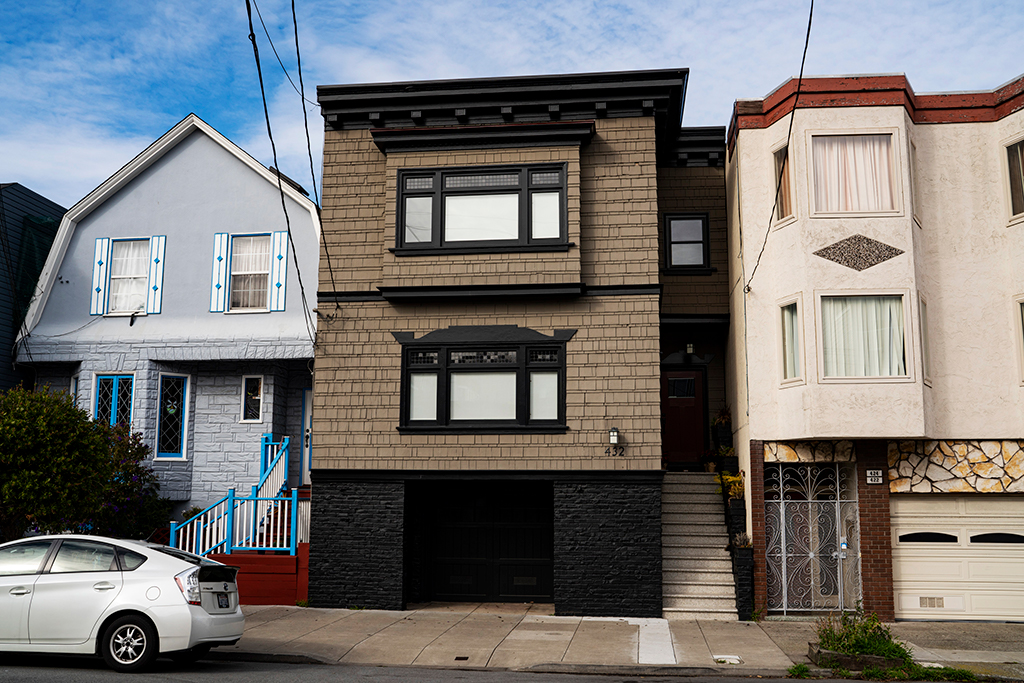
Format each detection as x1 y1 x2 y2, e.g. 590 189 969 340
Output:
774 146 793 221
820 296 906 378
108 240 149 313
781 302 801 381
811 134 896 213
241 376 263 422
397 165 566 251
1008 140 1024 218
95 375 134 425
229 235 271 310
157 375 188 458
397 326 575 432
920 299 931 380
664 214 709 269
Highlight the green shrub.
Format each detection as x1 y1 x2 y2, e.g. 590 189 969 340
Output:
787 662 811 678
816 606 912 664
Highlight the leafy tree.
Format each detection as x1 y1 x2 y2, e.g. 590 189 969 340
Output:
0 386 112 542
80 423 172 540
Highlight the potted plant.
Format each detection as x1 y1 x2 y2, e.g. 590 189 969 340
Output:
712 405 733 449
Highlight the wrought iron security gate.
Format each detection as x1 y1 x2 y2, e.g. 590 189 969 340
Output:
764 463 861 613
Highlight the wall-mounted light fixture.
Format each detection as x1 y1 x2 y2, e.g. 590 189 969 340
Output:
686 343 694 354
609 427 619 445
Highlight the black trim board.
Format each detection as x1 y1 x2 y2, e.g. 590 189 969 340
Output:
372 121 594 154
311 469 665 484
318 282 660 303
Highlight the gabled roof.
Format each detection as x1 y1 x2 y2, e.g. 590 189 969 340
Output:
20 113 320 338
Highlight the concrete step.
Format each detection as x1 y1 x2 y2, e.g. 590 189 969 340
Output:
663 580 737 598
662 491 722 503
663 595 738 610
663 557 734 571
663 568 736 583
662 545 731 560
662 481 720 492
663 607 739 621
661 511 725 524
664 472 719 481
662 526 729 541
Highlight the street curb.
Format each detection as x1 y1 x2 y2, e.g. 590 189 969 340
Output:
206 649 329 666
523 663 796 677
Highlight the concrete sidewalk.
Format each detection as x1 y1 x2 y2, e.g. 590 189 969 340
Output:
216 603 1024 679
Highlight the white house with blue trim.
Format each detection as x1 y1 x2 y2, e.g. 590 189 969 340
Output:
16 114 320 518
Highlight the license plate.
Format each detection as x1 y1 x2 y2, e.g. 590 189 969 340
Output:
217 593 229 609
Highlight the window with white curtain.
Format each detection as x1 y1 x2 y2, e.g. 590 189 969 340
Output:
774 146 793 221
108 240 150 313
1008 139 1024 218
781 302 801 381
820 295 906 377
920 298 931 380
229 234 271 310
812 134 897 214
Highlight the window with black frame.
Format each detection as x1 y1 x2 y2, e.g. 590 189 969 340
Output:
394 326 575 433
396 164 567 253
664 213 710 270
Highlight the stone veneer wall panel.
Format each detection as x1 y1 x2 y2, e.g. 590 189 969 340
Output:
889 440 1024 493
657 166 730 315
553 477 662 617
307 477 405 610
312 295 661 471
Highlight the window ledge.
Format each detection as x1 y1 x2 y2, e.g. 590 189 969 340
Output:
154 455 186 461
398 425 569 435
224 308 271 314
1007 213 1024 229
809 210 904 219
817 376 914 384
391 243 575 256
661 266 717 276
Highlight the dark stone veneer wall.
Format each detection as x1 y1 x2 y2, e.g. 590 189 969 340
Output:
553 476 663 618
308 471 664 617
307 476 405 610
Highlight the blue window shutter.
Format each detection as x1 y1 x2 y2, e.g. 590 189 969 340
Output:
146 235 166 314
210 233 229 312
269 231 288 311
90 237 111 315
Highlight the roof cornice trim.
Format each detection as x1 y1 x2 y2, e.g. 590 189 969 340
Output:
370 121 595 154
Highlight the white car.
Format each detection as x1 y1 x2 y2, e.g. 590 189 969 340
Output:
0 534 244 672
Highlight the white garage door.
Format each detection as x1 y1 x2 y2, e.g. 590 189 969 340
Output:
891 494 1024 621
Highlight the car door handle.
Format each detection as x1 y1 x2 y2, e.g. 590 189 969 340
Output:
9 587 30 596
93 581 117 591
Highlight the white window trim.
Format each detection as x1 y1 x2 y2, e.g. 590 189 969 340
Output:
154 372 191 461
805 127 905 219
91 371 137 425
1001 130 1024 228
1014 294 1024 387
813 289 915 384
227 233 272 314
918 293 932 387
240 375 264 423
908 136 922 228
777 293 805 387
771 139 798 230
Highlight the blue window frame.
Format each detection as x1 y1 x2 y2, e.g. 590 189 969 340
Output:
95 375 134 426
156 375 188 458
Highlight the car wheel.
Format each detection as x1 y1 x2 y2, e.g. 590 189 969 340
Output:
101 615 158 673
168 643 212 665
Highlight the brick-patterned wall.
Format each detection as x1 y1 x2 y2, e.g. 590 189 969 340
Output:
657 166 729 315
749 439 768 616
307 477 405 610
553 477 662 617
855 439 895 621
580 117 660 286
312 295 662 471
380 146 582 288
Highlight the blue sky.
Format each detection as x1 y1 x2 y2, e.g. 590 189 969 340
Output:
2 0 1022 209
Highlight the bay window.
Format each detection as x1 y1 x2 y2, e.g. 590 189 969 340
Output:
820 295 906 378
395 326 575 432
396 164 566 252
811 134 897 214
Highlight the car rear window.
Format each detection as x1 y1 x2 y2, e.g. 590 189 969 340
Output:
152 546 222 566
117 547 148 570
0 541 52 576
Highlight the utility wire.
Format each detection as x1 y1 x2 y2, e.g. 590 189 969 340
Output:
251 0 319 109
744 0 814 293
245 0 318 348
289 0 341 315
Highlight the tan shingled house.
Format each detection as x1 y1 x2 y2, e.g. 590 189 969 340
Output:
308 70 734 617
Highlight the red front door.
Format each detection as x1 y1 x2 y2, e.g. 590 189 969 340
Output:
661 369 705 466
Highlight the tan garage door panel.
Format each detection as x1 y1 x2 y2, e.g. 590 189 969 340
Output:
891 494 1024 621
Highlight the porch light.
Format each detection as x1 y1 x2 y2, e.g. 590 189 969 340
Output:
686 343 694 354
608 427 619 445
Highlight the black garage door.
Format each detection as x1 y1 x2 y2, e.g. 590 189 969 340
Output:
407 481 553 602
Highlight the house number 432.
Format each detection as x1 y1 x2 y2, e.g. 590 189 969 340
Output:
604 445 626 457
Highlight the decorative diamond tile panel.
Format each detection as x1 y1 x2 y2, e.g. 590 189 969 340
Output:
813 234 904 271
